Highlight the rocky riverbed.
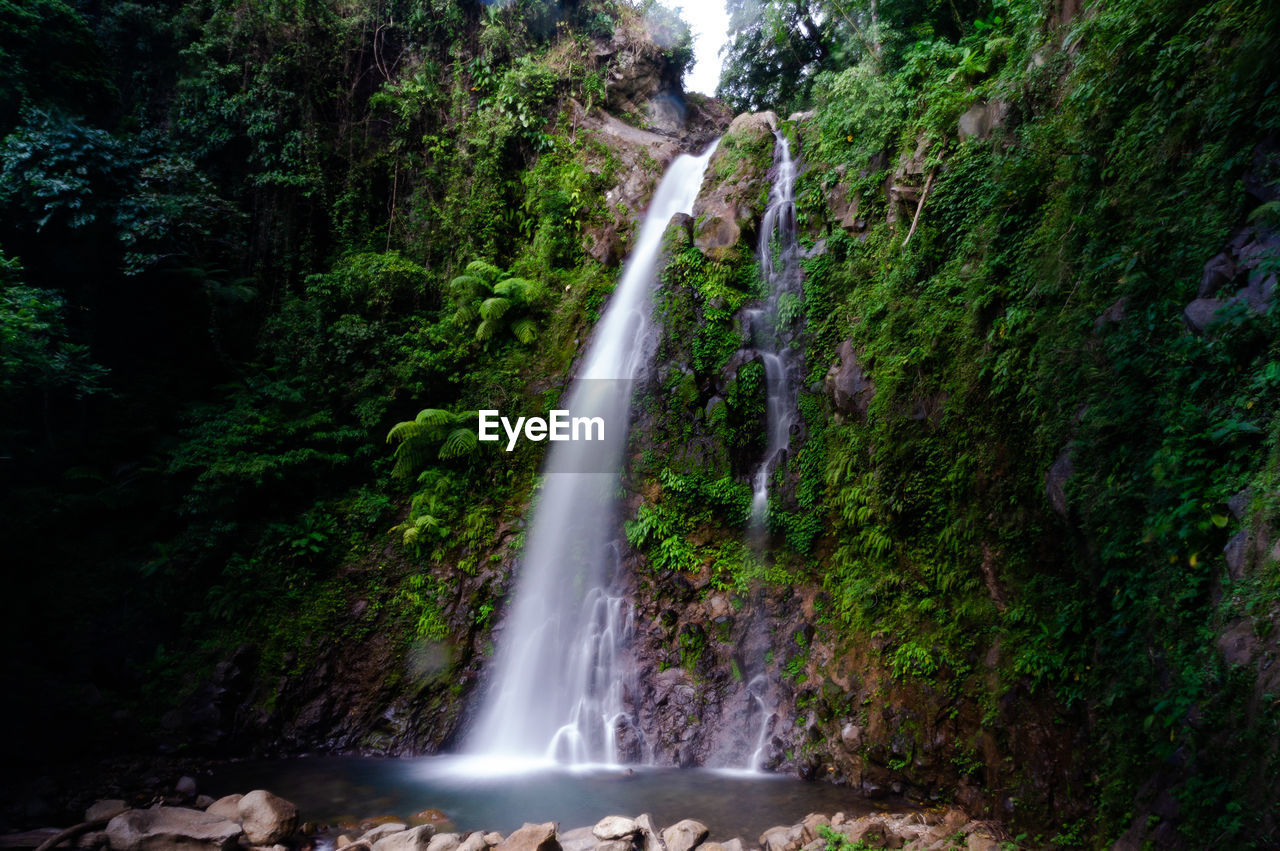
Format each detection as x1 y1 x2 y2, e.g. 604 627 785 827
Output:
1 784 1012 851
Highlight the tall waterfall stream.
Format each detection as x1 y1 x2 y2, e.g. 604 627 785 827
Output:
466 143 719 768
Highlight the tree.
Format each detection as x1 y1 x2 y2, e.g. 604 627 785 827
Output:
448 259 545 344
386 408 481 479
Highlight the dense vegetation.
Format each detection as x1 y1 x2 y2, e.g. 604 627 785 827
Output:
2 0 1277 846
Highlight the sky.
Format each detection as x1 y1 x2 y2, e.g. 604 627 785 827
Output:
655 0 730 95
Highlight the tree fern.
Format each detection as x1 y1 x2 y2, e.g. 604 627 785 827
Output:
386 407 480 478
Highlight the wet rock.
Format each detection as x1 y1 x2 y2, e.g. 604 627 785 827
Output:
1200 252 1237 296
1045 446 1074 519
425 833 462 851
693 112 777 262
1185 297 1229 333
660 820 707 851
362 824 409 844
825 340 875 418
965 834 1000 851
958 101 1009 140
374 827 442 851
237 790 297 845
759 824 804 851
1225 530 1252 580
556 827 596 851
86 800 129 822
593 817 641 841
633 814 665 851
495 823 560 851
175 777 198 798
105 807 241 851
840 723 864 750
799 814 830 845
204 795 241 821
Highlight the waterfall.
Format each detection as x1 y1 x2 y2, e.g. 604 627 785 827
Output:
747 130 803 530
466 141 719 768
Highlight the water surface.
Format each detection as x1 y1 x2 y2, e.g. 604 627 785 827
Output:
207 756 899 842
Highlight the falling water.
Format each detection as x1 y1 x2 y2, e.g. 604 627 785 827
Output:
467 142 719 767
747 130 803 530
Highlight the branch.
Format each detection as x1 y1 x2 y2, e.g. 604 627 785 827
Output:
903 168 937 248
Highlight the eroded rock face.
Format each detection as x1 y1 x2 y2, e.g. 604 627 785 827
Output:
660 819 708 851
825 340 875 418
105 807 241 851
693 112 778 262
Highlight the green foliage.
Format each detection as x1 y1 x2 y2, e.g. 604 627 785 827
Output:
387 408 481 479
449 259 546 344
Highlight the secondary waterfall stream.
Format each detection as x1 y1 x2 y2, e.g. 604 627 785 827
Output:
467 142 719 767
747 130 803 530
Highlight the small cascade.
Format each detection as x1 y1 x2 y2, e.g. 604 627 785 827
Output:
745 675 776 772
466 141 719 767
747 129 803 531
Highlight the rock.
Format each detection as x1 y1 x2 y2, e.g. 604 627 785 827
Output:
957 101 1008 140
1184 297 1226 332
660 820 708 851
598 842 635 851
338 837 356 848
412 810 451 826
836 819 889 849
77 830 108 849
693 111 777 261
458 833 489 851
799 814 830 845
362 824 410 844
204 795 242 821
195 796 215 810
593 817 641 841
1228 488 1252 519
86 800 129 822
495 823 559 851
556 827 596 851
175 777 198 797
1093 296 1128 332
1224 529 1252 580
699 842 743 851
826 340 875 418
425 833 461 851
105 807 242 851
840 723 864 750
965 834 1000 851
829 180 861 233
759 824 803 851
483 834 504 847
374 827 439 851
1045 445 1074 518
237 790 298 845
1200 252 1237 296
634 815 666 851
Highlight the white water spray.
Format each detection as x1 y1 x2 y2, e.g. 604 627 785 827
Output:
467 142 719 767
747 130 803 530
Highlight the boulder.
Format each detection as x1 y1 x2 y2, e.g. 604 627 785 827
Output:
483 834 504 846
958 101 1009 140
457 832 489 851
826 340 875 418
425 833 461 851
660 820 708 851
965 834 1000 851
758 824 804 851
86 800 129 822
593 817 641 841
699 842 742 851
1184 297 1227 332
556 828 596 851
237 790 297 845
105 807 241 851
598 842 635 851
204 796 241 821
374 826 438 851
362 824 409 844
633 815 665 851
799 814 830 845
495 823 559 851
175 777 198 798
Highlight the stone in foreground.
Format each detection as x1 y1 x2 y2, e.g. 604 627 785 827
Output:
374 825 437 851
660 820 708 851
496 823 560 851
237 790 297 845
106 807 241 851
